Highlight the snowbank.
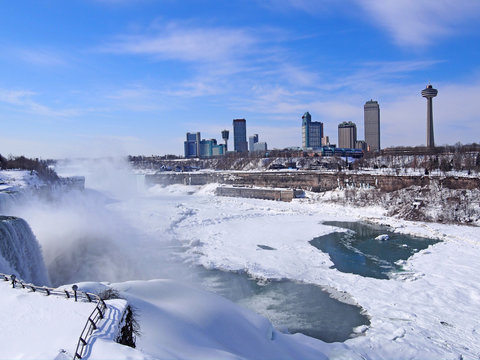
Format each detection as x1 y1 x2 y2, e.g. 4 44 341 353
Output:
0 281 95 359
82 279 349 360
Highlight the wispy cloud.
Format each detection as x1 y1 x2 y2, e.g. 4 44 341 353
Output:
261 0 480 47
0 89 81 117
14 48 68 66
259 0 341 15
356 0 480 47
102 22 259 63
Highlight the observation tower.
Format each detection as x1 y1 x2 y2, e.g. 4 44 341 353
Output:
421 84 438 148
221 129 229 151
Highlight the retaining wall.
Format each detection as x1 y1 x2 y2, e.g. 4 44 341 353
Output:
215 186 295 202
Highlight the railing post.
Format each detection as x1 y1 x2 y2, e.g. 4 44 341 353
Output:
97 305 104 319
65 290 70 299
72 285 78 302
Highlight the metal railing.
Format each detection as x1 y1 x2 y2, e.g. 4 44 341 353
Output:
1 273 107 360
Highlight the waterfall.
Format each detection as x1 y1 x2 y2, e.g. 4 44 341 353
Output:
0 216 50 286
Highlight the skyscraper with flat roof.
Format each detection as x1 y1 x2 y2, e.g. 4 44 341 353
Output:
338 121 357 148
184 132 201 158
301 112 323 149
233 119 248 152
364 100 380 151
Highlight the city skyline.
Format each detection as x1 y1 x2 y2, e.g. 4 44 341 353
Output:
1 1 480 158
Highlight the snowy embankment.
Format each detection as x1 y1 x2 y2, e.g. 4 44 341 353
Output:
0 275 341 360
0 170 45 192
79 279 341 360
111 183 480 360
0 280 96 359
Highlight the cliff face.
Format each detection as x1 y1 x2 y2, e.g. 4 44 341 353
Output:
0 216 50 286
146 171 480 225
146 171 480 193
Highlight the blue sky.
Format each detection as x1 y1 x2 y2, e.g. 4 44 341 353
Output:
0 0 479 158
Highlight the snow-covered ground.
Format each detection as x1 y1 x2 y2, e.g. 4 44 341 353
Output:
80 279 341 360
0 170 45 192
0 280 96 359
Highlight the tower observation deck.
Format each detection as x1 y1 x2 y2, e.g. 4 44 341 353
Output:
421 84 438 148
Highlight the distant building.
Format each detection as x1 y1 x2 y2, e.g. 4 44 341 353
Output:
321 136 330 146
184 132 201 158
249 134 259 152
212 143 226 156
302 112 323 149
355 140 367 151
199 139 216 158
364 100 380 151
338 121 357 148
233 119 248 152
253 141 267 152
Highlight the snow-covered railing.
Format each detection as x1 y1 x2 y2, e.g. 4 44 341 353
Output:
73 291 107 360
1 273 107 360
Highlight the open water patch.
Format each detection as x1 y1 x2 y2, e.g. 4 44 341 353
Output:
310 221 441 279
257 244 276 250
194 267 369 343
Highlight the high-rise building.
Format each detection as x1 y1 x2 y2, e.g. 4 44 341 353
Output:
355 140 367 151
212 143 226 156
199 139 216 158
253 142 267 152
233 119 248 152
184 132 201 158
364 100 380 151
321 136 330 146
421 84 438 148
249 134 259 152
302 112 323 149
338 121 357 148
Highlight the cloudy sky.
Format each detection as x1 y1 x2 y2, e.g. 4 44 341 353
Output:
1 0 479 158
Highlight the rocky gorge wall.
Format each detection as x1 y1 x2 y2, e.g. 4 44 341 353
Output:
145 171 480 193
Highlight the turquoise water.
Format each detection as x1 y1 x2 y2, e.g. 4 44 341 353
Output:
195 267 369 343
310 221 441 279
